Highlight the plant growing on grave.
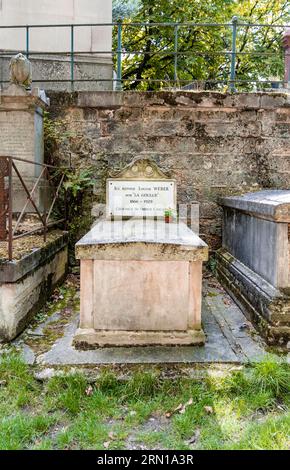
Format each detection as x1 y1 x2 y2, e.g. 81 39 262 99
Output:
164 208 174 223
208 255 217 274
164 208 173 216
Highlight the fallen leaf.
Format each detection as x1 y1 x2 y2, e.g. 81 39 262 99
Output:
85 385 93 396
168 399 194 416
181 398 194 413
277 404 286 411
204 405 214 414
174 403 183 413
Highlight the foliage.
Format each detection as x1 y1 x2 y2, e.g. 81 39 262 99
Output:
43 112 73 164
164 208 173 217
207 255 217 274
58 167 95 264
48 165 94 265
113 0 141 20
63 168 95 199
113 0 290 90
253 355 290 397
44 112 95 264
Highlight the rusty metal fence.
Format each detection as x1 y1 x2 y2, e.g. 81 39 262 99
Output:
0 156 67 261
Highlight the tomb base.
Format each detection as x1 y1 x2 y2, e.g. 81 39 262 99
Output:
216 248 290 346
74 219 208 349
73 328 205 349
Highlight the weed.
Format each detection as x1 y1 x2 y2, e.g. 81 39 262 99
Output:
45 373 88 415
124 372 161 400
252 355 290 398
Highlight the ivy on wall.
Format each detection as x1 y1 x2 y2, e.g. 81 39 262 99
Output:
44 112 95 265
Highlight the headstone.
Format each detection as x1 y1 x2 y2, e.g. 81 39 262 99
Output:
74 158 209 349
217 190 290 346
107 158 176 218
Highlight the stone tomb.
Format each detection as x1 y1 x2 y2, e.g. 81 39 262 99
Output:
217 190 290 345
0 55 50 212
74 158 208 348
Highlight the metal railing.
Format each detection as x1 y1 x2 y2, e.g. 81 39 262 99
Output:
0 156 68 261
0 18 289 90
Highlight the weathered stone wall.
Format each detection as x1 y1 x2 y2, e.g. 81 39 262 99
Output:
0 56 113 92
0 108 37 174
48 91 290 250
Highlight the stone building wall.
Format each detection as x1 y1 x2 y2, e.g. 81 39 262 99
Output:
0 0 113 91
48 90 290 250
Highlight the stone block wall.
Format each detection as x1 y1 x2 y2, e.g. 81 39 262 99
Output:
48 91 290 250
0 56 113 92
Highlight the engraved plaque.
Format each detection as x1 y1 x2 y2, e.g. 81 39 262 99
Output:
107 179 175 217
106 158 176 218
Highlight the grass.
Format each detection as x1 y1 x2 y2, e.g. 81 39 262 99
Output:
0 353 289 450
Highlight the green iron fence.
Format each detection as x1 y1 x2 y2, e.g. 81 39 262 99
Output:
0 18 289 91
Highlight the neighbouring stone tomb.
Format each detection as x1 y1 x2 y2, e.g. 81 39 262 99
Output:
74 158 209 348
0 231 68 341
0 54 50 212
217 190 290 345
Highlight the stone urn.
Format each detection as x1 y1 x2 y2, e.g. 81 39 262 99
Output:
9 53 32 88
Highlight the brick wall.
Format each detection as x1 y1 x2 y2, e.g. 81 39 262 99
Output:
48 91 290 250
